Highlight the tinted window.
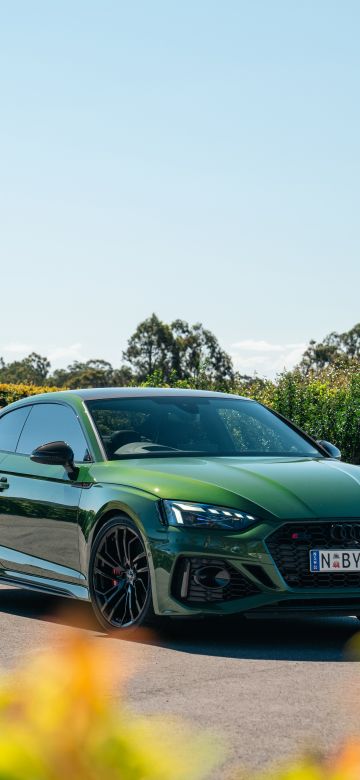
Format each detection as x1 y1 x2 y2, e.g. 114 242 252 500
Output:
16 403 90 461
0 407 32 453
86 396 322 459
217 405 312 454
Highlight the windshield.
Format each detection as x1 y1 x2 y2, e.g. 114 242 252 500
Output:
86 396 323 460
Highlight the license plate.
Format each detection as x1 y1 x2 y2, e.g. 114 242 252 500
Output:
310 549 360 572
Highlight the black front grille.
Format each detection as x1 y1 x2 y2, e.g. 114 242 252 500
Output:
171 557 260 603
267 522 360 588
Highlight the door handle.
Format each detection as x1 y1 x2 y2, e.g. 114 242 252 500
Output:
0 477 9 492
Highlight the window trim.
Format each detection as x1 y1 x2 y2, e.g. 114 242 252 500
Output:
8 401 95 464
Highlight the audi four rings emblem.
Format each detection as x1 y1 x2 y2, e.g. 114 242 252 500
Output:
330 523 360 542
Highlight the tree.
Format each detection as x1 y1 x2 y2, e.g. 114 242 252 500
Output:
299 339 340 373
123 314 234 384
171 319 234 382
0 353 50 385
50 360 133 389
0 316 234 388
299 323 360 374
341 323 360 357
122 314 175 381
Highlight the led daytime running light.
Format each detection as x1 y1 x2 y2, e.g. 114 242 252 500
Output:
163 500 259 531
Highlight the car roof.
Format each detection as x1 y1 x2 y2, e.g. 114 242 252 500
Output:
1 387 251 412
59 387 250 401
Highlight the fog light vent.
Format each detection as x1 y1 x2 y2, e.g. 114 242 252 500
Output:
171 557 260 603
194 566 231 590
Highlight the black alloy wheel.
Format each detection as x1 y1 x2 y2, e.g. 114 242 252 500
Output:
89 517 154 631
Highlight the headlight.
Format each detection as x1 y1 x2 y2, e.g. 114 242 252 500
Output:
163 500 259 531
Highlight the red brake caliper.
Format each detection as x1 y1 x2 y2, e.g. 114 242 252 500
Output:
112 566 123 586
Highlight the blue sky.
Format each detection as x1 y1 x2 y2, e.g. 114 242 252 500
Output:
1 1 359 377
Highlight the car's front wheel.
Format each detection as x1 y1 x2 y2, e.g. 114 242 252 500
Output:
89 516 154 632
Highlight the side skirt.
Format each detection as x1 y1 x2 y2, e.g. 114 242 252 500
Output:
0 571 90 600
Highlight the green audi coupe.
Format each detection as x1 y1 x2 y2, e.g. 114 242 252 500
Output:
0 387 359 631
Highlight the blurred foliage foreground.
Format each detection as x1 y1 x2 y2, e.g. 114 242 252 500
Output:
1 630 360 780
0 631 219 780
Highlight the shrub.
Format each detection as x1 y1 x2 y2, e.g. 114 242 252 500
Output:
0 383 60 408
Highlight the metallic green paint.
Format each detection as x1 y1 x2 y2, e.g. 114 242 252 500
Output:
0 389 360 619
0 452 82 579
85 455 360 519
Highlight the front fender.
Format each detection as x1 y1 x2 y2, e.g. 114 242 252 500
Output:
78 483 169 611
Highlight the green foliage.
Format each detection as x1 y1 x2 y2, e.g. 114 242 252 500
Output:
300 323 360 373
0 383 60 408
123 314 234 384
0 353 51 385
0 316 234 388
50 360 133 389
170 318 234 383
0 356 134 390
123 314 175 381
2 321 360 391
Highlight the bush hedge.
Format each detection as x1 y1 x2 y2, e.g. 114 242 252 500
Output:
0 383 60 408
237 371 360 465
0 370 359 463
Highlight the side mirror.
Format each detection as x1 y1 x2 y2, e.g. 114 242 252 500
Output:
31 441 79 478
317 440 341 460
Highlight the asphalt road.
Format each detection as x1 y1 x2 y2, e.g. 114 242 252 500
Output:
1 585 360 776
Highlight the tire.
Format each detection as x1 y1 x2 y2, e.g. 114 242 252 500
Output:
89 516 155 632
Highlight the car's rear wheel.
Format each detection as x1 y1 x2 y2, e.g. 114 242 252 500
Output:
89 516 154 632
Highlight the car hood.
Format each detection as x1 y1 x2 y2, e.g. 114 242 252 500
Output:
91 456 360 520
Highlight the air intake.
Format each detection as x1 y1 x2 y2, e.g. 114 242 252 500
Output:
171 557 260 603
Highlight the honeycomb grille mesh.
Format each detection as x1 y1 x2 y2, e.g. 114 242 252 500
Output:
267 522 360 588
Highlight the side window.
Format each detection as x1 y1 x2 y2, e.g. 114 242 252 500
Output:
16 404 90 462
0 407 32 453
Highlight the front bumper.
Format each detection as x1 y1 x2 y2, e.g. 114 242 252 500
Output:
150 519 360 617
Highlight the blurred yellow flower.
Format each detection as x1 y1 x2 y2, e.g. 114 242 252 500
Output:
0 631 222 780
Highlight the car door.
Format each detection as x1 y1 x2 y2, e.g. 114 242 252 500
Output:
0 402 91 589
